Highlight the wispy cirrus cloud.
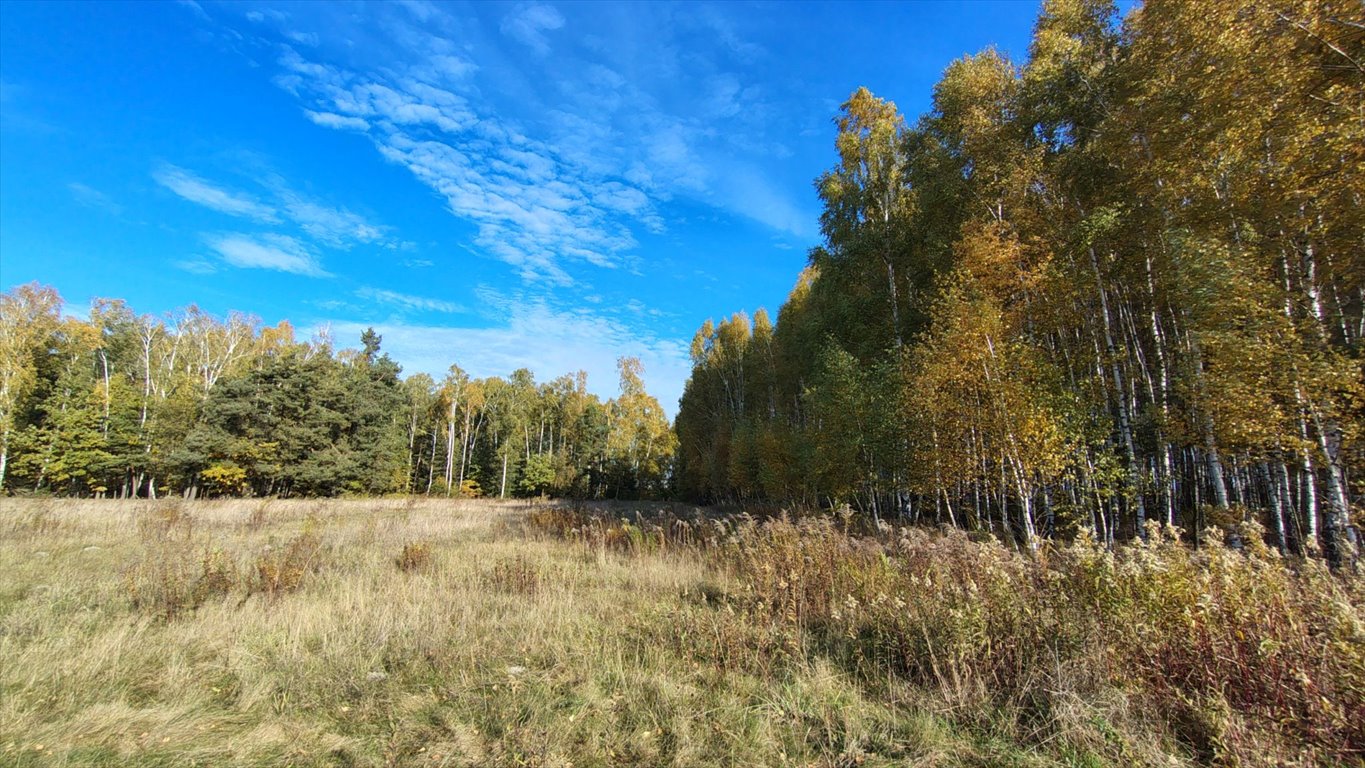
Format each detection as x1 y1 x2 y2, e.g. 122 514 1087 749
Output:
356 286 465 314
154 165 278 222
160 161 390 276
157 163 386 250
173 258 218 275
500 3 565 56
206 233 329 277
170 0 816 406
68 182 122 215
278 192 385 248
244 9 288 25
176 0 210 22
252 2 814 289
322 296 690 416
304 110 369 131
275 42 643 285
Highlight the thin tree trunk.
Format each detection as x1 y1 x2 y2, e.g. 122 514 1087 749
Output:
99 349 111 437
884 257 903 350
1011 458 1037 550
1090 247 1146 532
1312 409 1356 569
1186 333 1230 510
444 400 456 495
1301 455 1319 551
1042 485 1054 539
425 432 437 494
500 451 508 499
1264 461 1287 553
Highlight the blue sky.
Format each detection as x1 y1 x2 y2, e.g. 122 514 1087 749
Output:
1 0 1045 415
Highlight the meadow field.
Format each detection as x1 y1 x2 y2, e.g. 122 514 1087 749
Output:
1 498 1361 767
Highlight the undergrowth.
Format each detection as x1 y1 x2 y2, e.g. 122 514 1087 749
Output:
534 506 1365 767
5 498 1360 767
122 505 328 618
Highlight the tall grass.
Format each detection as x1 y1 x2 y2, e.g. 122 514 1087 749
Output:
6 497 976 767
540 507 1365 766
2 497 1359 766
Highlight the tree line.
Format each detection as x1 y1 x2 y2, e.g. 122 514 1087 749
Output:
0 284 675 500
675 0 1363 564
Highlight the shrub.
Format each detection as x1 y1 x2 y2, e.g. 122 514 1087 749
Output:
532 507 1365 766
485 554 544 595
250 529 323 598
124 546 238 621
395 540 434 572
199 464 248 497
124 504 240 620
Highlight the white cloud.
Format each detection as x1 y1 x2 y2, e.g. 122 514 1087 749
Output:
322 299 690 417
416 54 478 83
245 3 816 292
206 233 330 276
304 110 369 130
694 7 765 62
500 3 565 56
356 286 465 314
277 48 652 285
278 193 385 247
156 162 389 251
704 74 743 119
173 258 218 275
226 1 819 261
176 0 210 22
717 163 813 238
68 182 122 214
395 0 438 23
244 9 287 24
154 165 279 222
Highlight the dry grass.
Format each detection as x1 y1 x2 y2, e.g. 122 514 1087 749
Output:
395 540 434 574
1 497 976 767
540 507 1365 767
4 498 1357 766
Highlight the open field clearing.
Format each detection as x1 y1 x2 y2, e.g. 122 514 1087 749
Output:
2 498 1362 767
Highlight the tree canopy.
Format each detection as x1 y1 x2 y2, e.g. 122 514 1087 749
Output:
0 289 675 501
676 0 1364 563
